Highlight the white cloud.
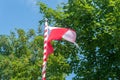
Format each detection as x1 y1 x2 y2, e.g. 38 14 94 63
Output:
25 0 68 11
57 0 68 4
25 0 40 11
26 0 38 6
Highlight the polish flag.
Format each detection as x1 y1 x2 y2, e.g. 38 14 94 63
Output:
46 27 76 56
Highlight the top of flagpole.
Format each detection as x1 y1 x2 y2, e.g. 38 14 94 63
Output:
45 18 48 26
45 18 48 22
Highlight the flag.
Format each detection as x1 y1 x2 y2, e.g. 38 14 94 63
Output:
46 27 76 56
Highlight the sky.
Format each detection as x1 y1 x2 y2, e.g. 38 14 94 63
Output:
0 0 74 80
0 0 67 35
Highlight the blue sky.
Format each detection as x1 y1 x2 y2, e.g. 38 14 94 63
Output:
0 0 67 35
0 0 74 80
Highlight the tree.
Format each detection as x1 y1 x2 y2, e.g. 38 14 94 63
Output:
0 29 42 79
39 0 120 79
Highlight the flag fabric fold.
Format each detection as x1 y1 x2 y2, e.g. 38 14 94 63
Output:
46 27 76 56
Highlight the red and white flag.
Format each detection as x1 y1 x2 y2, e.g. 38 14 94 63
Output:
46 27 77 56
42 20 78 80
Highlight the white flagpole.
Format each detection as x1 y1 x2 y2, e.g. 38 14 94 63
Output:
42 18 48 80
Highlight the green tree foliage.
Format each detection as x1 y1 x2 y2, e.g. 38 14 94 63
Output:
39 0 120 79
0 29 43 79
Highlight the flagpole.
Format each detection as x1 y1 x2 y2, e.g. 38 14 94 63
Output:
42 18 48 80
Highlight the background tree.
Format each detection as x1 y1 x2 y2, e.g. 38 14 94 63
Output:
39 0 120 79
0 29 42 79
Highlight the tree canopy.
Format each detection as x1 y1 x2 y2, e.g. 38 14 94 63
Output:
0 0 120 80
39 0 120 79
